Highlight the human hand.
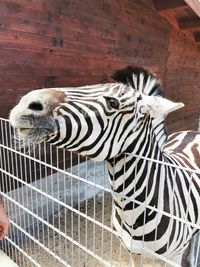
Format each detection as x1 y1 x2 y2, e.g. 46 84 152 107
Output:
0 207 10 240
0 195 10 240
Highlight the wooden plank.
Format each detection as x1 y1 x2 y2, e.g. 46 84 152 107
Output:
184 0 200 18
0 0 199 136
165 26 200 133
153 0 186 11
179 17 200 28
194 32 200 41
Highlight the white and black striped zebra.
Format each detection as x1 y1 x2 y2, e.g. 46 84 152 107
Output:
10 66 200 266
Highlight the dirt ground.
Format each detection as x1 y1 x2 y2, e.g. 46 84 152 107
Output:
6 192 181 267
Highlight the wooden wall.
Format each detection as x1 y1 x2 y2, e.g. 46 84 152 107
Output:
0 0 199 133
165 28 200 132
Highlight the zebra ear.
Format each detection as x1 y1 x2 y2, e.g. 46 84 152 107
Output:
141 95 184 117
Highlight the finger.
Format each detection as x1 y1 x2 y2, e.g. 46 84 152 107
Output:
0 230 7 240
0 226 3 236
0 223 9 240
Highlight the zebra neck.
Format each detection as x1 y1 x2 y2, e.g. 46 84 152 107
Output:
107 116 168 187
151 116 168 151
124 116 168 157
107 117 167 191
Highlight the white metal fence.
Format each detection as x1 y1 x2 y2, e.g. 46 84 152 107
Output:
0 117 199 267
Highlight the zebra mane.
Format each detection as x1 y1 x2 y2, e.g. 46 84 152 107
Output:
113 66 167 149
112 66 163 97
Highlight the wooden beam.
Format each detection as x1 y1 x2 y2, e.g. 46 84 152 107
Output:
194 32 200 42
179 18 200 28
197 45 200 52
154 0 187 11
184 0 200 18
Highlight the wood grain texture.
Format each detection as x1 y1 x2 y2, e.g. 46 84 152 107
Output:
165 27 200 132
0 0 199 134
153 0 186 11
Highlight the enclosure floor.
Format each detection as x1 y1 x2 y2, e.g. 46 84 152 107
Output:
13 193 177 267
0 250 19 267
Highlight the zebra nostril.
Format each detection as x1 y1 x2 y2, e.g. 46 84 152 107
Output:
28 102 43 111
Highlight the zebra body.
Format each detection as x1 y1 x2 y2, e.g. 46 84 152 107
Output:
10 66 200 265
109 130 200 260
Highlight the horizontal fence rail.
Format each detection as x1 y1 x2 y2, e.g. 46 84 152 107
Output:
0 118 199 267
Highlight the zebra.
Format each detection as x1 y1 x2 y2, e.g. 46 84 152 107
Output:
9 66 200 266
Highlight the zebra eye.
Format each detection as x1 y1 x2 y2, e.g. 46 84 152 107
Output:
104 97 120 109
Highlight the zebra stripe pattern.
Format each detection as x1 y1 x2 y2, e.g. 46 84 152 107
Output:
10 66 200 265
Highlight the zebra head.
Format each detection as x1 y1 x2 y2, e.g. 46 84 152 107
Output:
10 66 184 160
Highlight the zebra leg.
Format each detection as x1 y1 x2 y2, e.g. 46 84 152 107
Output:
170 254 182 266
186 232 200 267
131 254 141 267
131 255 166 267
131 256 135 267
